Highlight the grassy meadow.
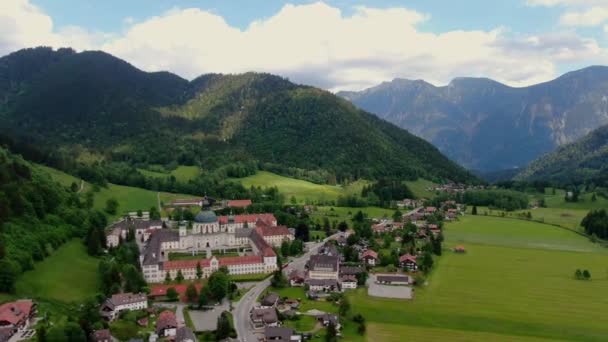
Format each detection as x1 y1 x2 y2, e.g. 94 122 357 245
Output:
404 178 437 199
233 171 368 203
15 240 99 303
346 215 608 341
310 206 397 226
138 165 200 182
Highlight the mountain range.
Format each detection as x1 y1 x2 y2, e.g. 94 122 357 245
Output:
338 67 608 172
0 47 475 184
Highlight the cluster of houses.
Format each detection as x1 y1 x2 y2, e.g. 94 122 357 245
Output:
0 300 36 342
94 292 196 342
426 183 484 194
402 201 464 223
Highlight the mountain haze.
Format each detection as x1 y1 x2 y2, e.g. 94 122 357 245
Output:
338 67 608 172
0 47 475 184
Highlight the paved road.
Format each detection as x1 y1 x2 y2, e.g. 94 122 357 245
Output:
233 233 339 342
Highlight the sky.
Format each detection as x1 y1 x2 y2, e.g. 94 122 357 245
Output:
2 0 608 91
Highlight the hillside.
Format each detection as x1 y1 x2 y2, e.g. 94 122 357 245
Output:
516 124 608 183
338 66 608 172
0 47 476 184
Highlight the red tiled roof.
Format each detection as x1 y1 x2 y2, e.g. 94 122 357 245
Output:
255 221 291 237
157 310 177 332
372 223 385 231
425 207 437 212
362 250 378 259
428 224 439 229
218 213 276 225
163 259 210 271
0 300 33 325
399 254 417 263
227 199 252 207
219 255 263 266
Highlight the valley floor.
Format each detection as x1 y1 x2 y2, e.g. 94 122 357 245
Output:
347 215 608 341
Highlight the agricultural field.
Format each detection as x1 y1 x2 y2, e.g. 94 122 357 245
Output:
541 188 608 210
404 178 437 199
233 171 367 204
467 206 589 232
138 165 200 182
347 215 608 341
15 240 99 303
309 206 398 226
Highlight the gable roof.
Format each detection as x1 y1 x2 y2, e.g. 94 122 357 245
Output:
361 250 378 259
307 254 339 272
0 300 33 325
399 254 417 264
156 310 177 333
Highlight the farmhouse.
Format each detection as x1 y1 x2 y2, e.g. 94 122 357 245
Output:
361 250 378 266
399 254 418 272
140 211 293 283
264 326 301 342
100 292 148 321
156 310 177 337
251 308 279 328
0 300 36 341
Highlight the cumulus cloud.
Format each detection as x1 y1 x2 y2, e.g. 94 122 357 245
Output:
526 0 608 6
0 0 607 91
559 6 608 26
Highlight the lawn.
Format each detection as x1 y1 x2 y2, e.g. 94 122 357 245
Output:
310 206 397 226
404 178 437 199
346 215 608 341
15 239 100 303
283 315 318 332
310 230 327 240
138 165 200 182
233 171 368 204
266 287 339 314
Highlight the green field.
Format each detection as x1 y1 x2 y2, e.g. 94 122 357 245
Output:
234 171 367 204
93 183 159 219
468 206 589 232
138 165 200 182
310 206 397 225
283 315 318 332
347 215 608 341
15 240 99 303
404 178 437 199
542 189 608 210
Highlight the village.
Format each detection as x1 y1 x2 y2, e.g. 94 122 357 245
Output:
1 196 466 342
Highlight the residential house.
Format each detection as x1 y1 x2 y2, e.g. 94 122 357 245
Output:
361 250 378 266
340 275 357 291
261 293 279 308
175 327 197 342
399 254 418 272
92 329 112 342
156 310 177 337
100 292 148 321
288 269 305 287
0 299 36 340
264 326 301 342
251 308 279 328
317 314 341 330
305 279 339 292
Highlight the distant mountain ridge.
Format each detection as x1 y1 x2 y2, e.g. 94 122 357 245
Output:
0 47 476 184
516 124 608 183
338 67 608 172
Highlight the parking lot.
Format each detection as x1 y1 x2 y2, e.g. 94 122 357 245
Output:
367 274 413 299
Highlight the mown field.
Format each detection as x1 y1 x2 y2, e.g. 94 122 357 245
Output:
404 178 437 199
233 171 367 203
347 215 608 341
138 165 200 182
15 240 99 303
310 206 397 225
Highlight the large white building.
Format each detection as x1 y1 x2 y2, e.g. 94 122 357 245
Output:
140 210 293 283
100 293 148 321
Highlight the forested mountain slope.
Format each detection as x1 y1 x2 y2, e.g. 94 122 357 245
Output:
0 47 476 184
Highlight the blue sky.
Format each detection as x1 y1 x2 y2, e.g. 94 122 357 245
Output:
3 0 608 90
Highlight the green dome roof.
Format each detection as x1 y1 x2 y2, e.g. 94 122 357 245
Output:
194 209 217 223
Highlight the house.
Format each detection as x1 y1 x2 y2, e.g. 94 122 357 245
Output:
92 329 112 342
261 293 279 308
307 255 339 280
317 314 341 330
340 275 357 290
250 308 279 328
0 299 36 340
318 242 339 257
454 245 466 253
377 275 410 285
100 292 148 321
175 327 197 342
399 254 418 272
425 207 437 215
305 279 339 292
264 326 301 342
340 265 365 276
361 250 378 266
288 269 305 287
156 310 177 337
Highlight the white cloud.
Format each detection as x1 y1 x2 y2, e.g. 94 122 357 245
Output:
0 0 606 91
559 6 608 26
526 0 608 7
